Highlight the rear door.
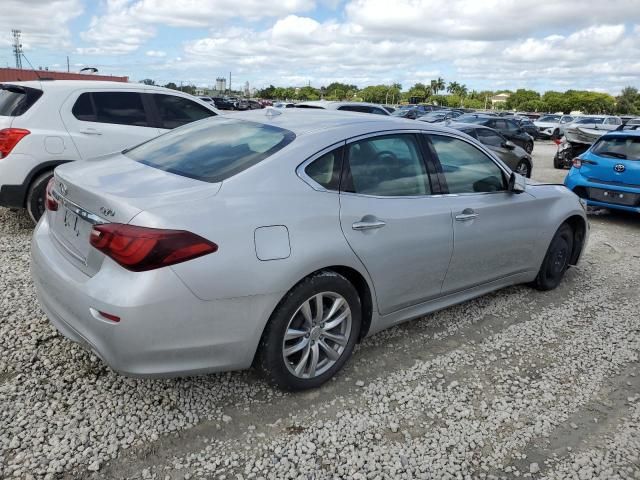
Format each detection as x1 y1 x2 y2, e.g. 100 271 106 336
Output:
339 132 453 314
426 133 541 294
61 90 159 159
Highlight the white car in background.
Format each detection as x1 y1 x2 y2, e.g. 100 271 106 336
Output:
534 114 577 139
296 100 391 115
0 80 220 222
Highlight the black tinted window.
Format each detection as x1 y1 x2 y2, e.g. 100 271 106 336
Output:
430 135 506 194
0 85 42 116
476 128 504 147
125 118 295 183
152 94 215 129
85 92 149 126
305 149 343 190
338 105 371 114
72 93 95 121
345 134 430 196
592 136 640 161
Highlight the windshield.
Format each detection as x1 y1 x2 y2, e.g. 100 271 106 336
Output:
125 118 295 182
591 136 640 160
575 117 605 124
391 109 411 116
537 115 561 122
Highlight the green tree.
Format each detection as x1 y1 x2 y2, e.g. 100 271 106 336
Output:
542 91 569 113
140 78 156 85
616 86 640 115
505 89 540 110
163 82 178 90
296 86 320 101
407 83 430 102
518 100 548 112
324 82 357 100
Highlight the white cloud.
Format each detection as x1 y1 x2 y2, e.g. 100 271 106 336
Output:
0 0 83 50
146 50 167 57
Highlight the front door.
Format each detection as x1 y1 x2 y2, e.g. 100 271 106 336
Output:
426 133 541 294
339 133 453 315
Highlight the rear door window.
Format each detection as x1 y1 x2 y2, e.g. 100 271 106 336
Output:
343 134 431 196
74 92 150 126
304 149 343 190
476 128 504 147
0 85 43 116
152 94 216 129
125 118 295 183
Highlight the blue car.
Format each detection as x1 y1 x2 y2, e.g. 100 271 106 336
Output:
565 129 640 213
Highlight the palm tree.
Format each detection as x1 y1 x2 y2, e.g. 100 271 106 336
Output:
435 77 445 95
447 81 460 94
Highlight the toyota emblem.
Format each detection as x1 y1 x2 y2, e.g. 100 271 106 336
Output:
614 164 626 173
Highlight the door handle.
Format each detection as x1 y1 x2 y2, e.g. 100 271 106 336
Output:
80 128 102 135
352 220 386 231
455 209 478 221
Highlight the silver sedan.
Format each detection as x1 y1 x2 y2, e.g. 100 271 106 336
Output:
31 109 589 390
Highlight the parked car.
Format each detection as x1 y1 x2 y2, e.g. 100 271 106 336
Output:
448 123 533 177
211 97 236 110
32 109 588 390
295 101 390 115
456 114 535 153
565 129 640 213
391 107 424 119
247 100 264 110
382 105 396 114
198 96 214 104
0 80 220 222
561 116 623 145
274 102 296 109
535 114 577 139
418 110 463 123
514 116 539 139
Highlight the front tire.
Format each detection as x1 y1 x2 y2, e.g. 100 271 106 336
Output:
257 271 361 390
532 224 574 291
26 171 53 224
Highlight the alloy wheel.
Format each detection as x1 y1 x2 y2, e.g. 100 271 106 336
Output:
282 292 352 379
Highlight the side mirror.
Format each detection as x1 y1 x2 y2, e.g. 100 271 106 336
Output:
508 172 527 193
503 140 516 150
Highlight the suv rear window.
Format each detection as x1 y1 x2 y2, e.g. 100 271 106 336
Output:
0 84 43 116
125 118 295 183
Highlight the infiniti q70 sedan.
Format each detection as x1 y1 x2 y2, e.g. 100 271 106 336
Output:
31 109 589 390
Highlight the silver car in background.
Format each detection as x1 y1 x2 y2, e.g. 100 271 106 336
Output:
31 110 588 390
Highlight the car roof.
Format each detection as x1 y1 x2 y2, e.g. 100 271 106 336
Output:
603 129 640 138
231 108 463 137
1 80 181 93
295 100 385 109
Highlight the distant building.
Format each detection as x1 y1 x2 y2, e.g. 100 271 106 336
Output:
215 77 226 92
0 67 128 83
491 93 510 106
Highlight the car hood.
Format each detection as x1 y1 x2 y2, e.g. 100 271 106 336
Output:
534 121 558 128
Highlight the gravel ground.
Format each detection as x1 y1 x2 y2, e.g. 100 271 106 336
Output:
1 141 639 479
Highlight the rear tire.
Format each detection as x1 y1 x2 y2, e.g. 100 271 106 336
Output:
553 153 564 169
26 171 53 224
525 141 534 154
515 159 532 178
256 271 361 391
532 224 574 291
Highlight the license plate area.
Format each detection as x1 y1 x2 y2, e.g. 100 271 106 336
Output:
588 187 639 206
53 206 93 262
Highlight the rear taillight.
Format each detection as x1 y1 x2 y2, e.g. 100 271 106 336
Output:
572 158 582 168
0 128 30 159
45 177 59 211
89 224 218 272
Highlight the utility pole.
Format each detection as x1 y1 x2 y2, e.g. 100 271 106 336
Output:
12 30 23 69
66 56 70 73
229 72 232 94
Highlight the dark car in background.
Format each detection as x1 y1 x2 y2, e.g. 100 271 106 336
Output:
514 116 540 139
456 114 535 153
448 123 533 178
211 97 236 110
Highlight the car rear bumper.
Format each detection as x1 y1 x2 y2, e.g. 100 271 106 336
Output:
31 215 282 377
565 171 640 213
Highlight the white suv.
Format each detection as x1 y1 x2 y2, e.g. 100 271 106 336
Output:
0 80 220 222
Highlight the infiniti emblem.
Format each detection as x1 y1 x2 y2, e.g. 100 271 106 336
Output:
614 164 625 173
59 182 68 196
99 207 116 217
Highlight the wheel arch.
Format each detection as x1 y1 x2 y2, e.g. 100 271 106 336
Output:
563 214 588 266
22 160 73 206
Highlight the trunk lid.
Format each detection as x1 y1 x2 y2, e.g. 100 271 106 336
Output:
49 153 220 275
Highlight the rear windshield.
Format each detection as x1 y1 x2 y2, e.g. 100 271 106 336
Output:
592 136 640 161
537 115 561 122
125 118 295 183
0 84 43 116
575 117 605 124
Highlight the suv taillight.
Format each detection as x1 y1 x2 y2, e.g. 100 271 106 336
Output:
45 177 59 211
0 128 30 159
89 224 218 272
